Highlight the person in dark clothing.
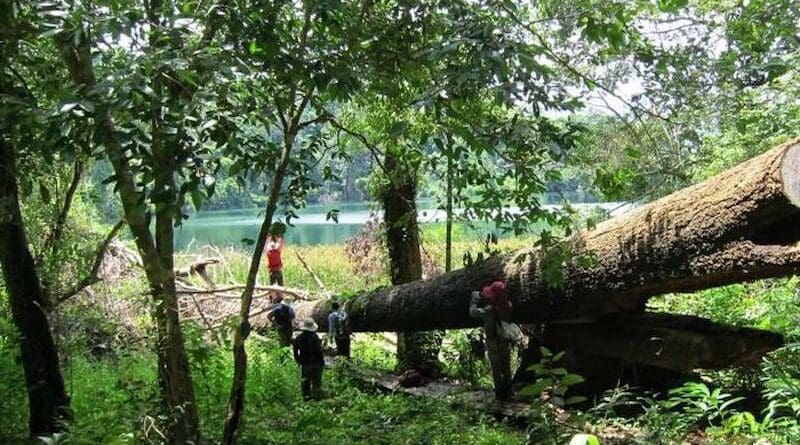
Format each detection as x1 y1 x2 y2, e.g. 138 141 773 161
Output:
470 280 514 401
327 302 351 358
267 295 295 347
293 318 325 400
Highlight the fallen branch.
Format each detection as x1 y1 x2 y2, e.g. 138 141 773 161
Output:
295 251 330 295
56 219 125 305
189 293 223 346
175 283 310 300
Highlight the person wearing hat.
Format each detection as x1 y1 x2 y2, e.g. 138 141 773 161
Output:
293 318 325 400
469 280 514 400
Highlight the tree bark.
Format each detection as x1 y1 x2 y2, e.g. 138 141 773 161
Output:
59 32 200 444
445 152 454 273
0 138 71 437
296 138 800 334
382 153 443 375
538 312 783 371
221 90 311 444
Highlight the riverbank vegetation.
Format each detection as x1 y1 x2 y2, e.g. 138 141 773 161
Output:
2 237 800 443
3 0 800 444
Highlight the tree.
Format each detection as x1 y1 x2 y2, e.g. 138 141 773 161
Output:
1 3 135 435
217 0 452 440
0 3 77 436
526 0 800 200
296 138 800 367
328 0 592 372
45 0 234 440
0 119 71 439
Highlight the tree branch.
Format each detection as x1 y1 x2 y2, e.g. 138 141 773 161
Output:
299 111 332 129
38 158 83 266
328 117 390 177
56 219 125 305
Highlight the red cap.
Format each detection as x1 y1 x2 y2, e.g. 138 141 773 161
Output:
481 280 507 301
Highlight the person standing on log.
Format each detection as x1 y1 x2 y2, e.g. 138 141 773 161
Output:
265 223 286 289
470 280 514 401
267 294 295 347
327 302 351 358
293 318 325 401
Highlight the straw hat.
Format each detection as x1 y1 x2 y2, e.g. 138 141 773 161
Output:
300 318 318 332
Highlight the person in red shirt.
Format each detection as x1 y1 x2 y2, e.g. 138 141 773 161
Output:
265 233 284 287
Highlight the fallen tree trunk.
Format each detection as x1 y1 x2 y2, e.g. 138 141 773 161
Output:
296 138 800 332
539 312 783 371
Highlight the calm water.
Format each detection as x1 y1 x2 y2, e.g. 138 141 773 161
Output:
174 201 632 250
175 202 378 250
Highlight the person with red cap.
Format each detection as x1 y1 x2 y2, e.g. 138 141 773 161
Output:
469 280 514 400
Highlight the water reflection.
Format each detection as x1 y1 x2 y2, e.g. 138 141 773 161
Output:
174 201 632 250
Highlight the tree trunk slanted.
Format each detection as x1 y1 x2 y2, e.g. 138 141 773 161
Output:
297 139 800 352
382 153 443 377
222 98 307 445
0 139 71 437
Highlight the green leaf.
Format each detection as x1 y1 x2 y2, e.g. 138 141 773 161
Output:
519 378 553 396
249 41 263 54
657 0 688 13
568 433 601 445
560 374 585 386
565 396 588 405
526 363 545 375
59 102 78 114
326 209 340 223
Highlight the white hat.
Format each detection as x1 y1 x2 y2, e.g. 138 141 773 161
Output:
300 318 318 332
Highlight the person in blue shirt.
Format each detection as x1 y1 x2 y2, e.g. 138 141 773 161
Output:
327 302 350 358
267 295 295 347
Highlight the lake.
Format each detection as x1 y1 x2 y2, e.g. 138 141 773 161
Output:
174 201 633 250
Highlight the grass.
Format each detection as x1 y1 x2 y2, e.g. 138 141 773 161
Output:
0 332 524 444
3 235 800 444
175 233 534 296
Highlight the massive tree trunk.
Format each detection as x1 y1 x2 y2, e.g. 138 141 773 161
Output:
536 312 783 371
298 139 800 335
0 139 71 437
382 153 443 375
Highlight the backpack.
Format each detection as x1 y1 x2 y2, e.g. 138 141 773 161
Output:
273 303 294 327
332 310 349 337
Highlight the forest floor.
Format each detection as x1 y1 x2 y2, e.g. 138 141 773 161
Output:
1 238 798 444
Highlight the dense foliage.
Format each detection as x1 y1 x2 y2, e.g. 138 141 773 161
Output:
2 0 800 443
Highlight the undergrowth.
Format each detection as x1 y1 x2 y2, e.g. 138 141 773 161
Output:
2 240 799 444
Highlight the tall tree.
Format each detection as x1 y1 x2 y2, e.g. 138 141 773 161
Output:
45 0 233 440
218 0 447 440
381 152 444 374
0 130 71 439
0 3 72 436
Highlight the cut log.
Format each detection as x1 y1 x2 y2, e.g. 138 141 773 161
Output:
175 258 219 288
513 344 689 396
538 312 783 371
296 139 800 332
